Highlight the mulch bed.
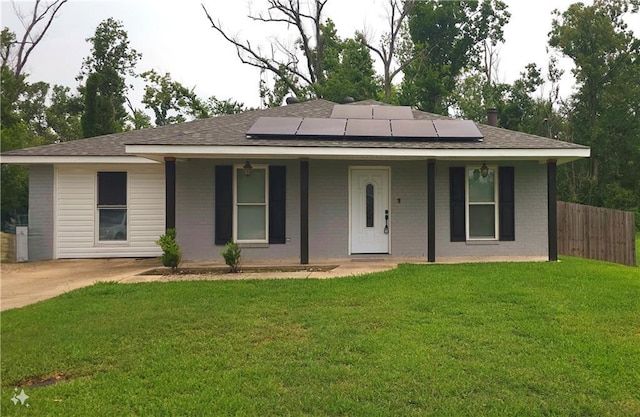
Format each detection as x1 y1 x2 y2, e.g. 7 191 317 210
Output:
139 265 337 276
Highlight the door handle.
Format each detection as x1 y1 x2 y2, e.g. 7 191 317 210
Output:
384 210 389 234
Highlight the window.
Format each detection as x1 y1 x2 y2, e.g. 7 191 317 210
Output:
97 172 127 241
466 167 497 239
234 166 268 242
450 166 515 242
366 183 374 227
215 165 286 245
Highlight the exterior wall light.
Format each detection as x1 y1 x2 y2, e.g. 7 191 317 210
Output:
243 160 253 176
480 162 489 178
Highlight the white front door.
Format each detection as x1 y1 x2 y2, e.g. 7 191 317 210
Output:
350 168 390 254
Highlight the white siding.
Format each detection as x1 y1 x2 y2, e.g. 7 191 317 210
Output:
55 164 164 258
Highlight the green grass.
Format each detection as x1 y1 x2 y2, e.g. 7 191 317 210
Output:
2 258 639 416
636 232 639 266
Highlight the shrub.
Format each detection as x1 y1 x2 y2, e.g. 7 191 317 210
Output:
221 241 241 273
156 228 182 272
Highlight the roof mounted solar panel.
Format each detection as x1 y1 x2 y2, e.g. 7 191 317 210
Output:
433 120 483 140
391 120 438 138
345 119 391 137
330 105 373 119
373 106 414 120
246 115 483 142
296 118 346 136
246 117 303 137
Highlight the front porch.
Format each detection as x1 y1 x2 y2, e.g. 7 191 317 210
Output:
162 157 558 264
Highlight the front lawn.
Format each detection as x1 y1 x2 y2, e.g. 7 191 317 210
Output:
2 257 639 416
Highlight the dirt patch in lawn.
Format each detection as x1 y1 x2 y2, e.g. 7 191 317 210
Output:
139 265 338 276
18 372 69 388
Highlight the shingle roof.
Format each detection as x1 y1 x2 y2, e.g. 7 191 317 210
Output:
1 99 587 157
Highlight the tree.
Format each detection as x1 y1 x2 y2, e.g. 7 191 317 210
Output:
399 0 510 114
46 85 83 141
79 18 141 137
0 0 68 78
140 70 249 126
357 0 415 103
1 0 69 227
203 0 328 103
204 96 248 116
316 21 380 102
0 62 37 228
202 0 378 105
549 0 640 220
141 70 208 126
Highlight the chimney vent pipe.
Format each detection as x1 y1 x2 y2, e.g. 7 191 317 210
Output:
487 108 498 127
285 96 299 105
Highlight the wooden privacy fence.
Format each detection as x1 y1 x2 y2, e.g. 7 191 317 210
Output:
1 232 16 263
557 202 636 266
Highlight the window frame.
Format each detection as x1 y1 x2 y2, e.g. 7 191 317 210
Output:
465 165 499 241
96 171 129 244
233 164 269 244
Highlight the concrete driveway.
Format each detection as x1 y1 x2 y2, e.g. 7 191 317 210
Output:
1 258 161 311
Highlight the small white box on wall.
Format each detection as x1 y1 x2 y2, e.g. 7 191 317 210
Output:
16 226 28 262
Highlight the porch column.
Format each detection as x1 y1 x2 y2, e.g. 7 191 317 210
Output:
165 157 176 230
427 159 436 262
300 158 309 264
547 160 558 261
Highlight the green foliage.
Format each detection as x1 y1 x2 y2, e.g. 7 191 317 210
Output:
81 71 121 137
0 59 24 129
1 62 30 224
550 0 640 222
46 85 83 141
79 18 141 137
400 0 511 114
126 108 153 130
316 23 380 102
155 228 182 272
221 241 241 273
205 96 248 116
259 65 309 108
253 18 379 106
1 259 639 415
454 60 562 136
141 70 205 126
0 165 29 224
141 70 248 123
80 17 141 80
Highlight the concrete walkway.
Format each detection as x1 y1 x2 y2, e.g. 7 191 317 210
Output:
0 258 401 311
1 255 545 311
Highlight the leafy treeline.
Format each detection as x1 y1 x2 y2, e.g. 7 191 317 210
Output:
2 0 639 229
1 12 247 224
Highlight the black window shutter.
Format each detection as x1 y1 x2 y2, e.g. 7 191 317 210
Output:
499 166 515 241
450 167 466 242
215 166 233 245
98 172 127 206
269 166 286 244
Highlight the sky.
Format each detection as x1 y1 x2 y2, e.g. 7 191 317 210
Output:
1 0 637 111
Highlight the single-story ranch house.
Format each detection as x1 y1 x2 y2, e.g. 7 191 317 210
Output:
1 99 590 263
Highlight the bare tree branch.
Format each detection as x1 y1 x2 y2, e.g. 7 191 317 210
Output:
202 4 307 98
8 0 68 77
202 0 328 103
357 0 414 102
